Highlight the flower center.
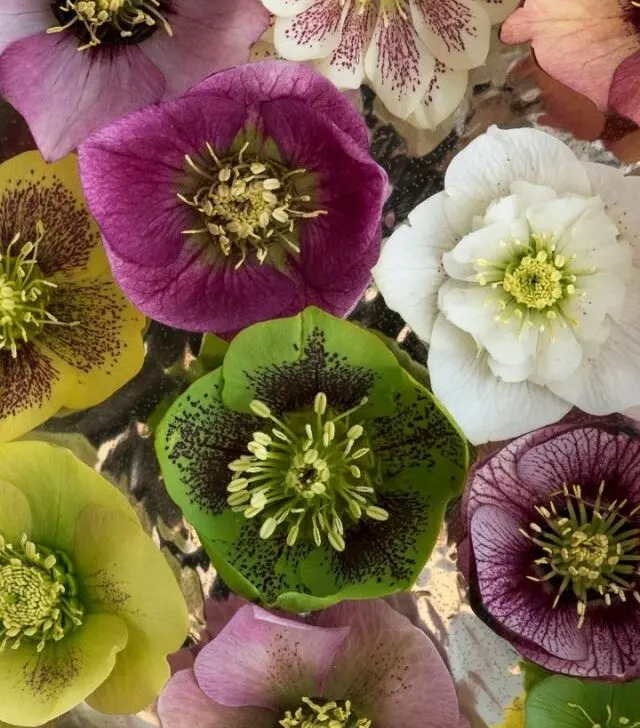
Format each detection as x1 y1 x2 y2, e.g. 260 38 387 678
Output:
568 702 640 728
522 482 640 628
280 697 372 728
226 393 387 552
179 141 327 270
0 532 84 652
48 0 172 50
0 223 77 358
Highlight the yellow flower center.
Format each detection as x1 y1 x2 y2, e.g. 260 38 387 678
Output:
179 141 327 270
280 698 372 728
227 393 387 552
502 253 563 310
0 533 84 653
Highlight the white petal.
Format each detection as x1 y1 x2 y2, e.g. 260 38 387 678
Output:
532 325 582 385
563 272 626 340
373 192 456 343
443 126 592 235
483 195 523 225
525 196 594 241
273 0 347 61
428 315 572 444
510 181 558 207
548 269 640 413
315 0 376 88
405 61 468 130
364 1 435 120
261 0 317 17
438 281 498 337
487 354 535 383
442 220 512 279
409 0 491 70
479 314 539 368
475 0 520 23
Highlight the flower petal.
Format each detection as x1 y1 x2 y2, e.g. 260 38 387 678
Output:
475 0 519 23
194 605 348 709
158 669 275 728
409 0 491 70
142 0 269 98
364 0 435 120
407 61 468 130
261 0 318 17
0 477 32 542
0 34 164 161
273 0 347 61
0 613 128 727
610 51 640 126
0 1 50 55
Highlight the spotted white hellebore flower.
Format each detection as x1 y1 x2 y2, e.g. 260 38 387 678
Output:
374 126 640 444
259 0 519 129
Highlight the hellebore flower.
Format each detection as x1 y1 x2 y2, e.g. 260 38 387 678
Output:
0 150 145 443
259 0 519 130
374 125 640 445
0 0 269 160
0 440 189 726
79 61 388 336
156 307 468 611
158 598 468 728
460 418 640 679
501 0 640 130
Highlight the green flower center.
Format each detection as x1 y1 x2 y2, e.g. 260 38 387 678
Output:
523 483 640 628
179 142 326 269
48 0 172 51
0 532 84 652
280 697 372 728
227 393 387 552
568 702 640 728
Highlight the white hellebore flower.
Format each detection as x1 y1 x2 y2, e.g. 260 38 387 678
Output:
374 126 640 444
259 0 519 129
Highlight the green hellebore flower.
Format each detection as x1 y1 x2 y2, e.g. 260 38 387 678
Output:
0 441 189 727
157 307 468 612
525 676 640 728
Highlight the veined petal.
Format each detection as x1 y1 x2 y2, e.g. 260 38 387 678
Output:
0 478 32 543
409 0 490 70
0 1 50 55
406 60 468 130
273 0 347 61
364 0 435 120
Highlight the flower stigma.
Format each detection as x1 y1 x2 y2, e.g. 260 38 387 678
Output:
0 223 78 358
279 697 372 728
48 0 172 50
226 392 388 552
521 482 640 628
179 141 327 270
0 532 84 653
568 702 640 728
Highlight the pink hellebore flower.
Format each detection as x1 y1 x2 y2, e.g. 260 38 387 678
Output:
0 0 269 160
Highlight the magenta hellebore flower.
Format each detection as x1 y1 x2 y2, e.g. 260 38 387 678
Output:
460 417 640 679
78 61 387 335
0 0 269 160
158 598 468 728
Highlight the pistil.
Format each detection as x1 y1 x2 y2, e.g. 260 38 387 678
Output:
227 392 387 551
280 697 372 728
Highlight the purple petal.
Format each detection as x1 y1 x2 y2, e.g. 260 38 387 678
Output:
158 669 275 728
0 34 164 160
203 595 251 640
194 604 348 710
314 600 464 728
190 60 370 150
142 0 269 98
610 51 640 127
0 0 50 55
470 504 588 662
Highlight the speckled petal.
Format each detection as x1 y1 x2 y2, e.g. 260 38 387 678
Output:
273 0 347 62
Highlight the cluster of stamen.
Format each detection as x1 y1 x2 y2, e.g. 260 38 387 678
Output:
280 697 372 728
568 702 640 728
475 232 596 337
48 0 172 50
227 393 388 552
522 482 640 628
0 532 84 653
179 142 326 269
0 223 77 358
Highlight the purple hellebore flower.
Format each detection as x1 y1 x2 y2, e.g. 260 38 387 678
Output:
158 598 468 728
460 417 640 679
0 0 269 160
78 61 388 335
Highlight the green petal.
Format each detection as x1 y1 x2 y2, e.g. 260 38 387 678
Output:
73 505 189 714
0 479 32 542
0 613 127 727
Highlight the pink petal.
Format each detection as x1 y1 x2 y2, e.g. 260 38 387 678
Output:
194 605 348 710
203 595 251 640
0 0 50 55
142 0 269 98
0 33 164 160
158 669 275 728
273 0 347 61
315 600 464 728
610 50 640 126
501 0 640 110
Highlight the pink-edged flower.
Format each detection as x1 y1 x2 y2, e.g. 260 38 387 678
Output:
0 0 269 161
158 598 468 728
502 0 640 129
78 61 387 335
460 417 640 679
259 0 519 129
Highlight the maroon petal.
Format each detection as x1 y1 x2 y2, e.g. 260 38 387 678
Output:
610 51 640 127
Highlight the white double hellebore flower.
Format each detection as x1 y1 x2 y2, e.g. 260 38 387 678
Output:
374 126 640 444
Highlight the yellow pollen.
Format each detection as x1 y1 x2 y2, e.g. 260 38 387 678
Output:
279 698 372 728
503 255 563 310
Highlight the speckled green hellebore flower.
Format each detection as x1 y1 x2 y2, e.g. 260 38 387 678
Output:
157 307 468 612
0 441 189 727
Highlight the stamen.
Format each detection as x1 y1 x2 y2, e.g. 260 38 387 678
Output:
279 697 372 728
